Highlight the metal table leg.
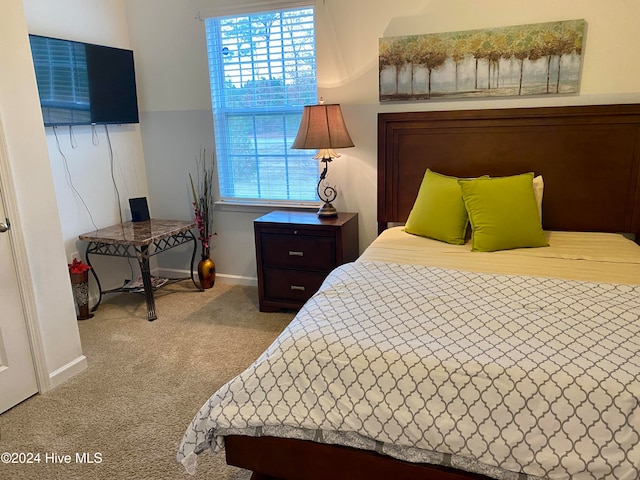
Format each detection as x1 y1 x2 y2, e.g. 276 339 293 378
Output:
85 242 103 312
136 245 157 321
187 230 203 291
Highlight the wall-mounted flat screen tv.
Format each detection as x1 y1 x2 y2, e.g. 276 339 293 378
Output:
29 34 139 127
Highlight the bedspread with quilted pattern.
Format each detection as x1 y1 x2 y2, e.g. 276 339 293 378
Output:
178 260 640 479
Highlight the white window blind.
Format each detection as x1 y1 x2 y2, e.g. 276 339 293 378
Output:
205 6 318 203
199 0 315 18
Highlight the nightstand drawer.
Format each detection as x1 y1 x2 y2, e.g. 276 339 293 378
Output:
262 268 327 303
261 234 336 270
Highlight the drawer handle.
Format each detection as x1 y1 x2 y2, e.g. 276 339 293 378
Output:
288 250 304 257
290 285 306 291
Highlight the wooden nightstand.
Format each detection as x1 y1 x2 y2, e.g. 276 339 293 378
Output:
254 211 359 312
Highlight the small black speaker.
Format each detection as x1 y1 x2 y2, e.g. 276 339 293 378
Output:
129 197 150 222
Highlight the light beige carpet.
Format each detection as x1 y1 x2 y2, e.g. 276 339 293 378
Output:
0 282 294 479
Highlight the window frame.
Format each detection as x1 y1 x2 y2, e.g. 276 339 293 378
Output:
204 5 320 208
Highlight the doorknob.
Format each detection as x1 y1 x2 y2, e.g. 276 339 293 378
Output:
0 218 10 233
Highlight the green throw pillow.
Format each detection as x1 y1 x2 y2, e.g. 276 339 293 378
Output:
404 169 468 245
458 173 548 252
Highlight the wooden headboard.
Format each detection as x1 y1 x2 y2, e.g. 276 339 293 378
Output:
377 104 640 241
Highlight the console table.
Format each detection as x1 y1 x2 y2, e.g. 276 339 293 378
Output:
79 219 201 321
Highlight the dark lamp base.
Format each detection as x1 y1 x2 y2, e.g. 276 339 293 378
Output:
317 202 337 217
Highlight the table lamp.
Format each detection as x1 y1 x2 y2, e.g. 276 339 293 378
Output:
292 102 354 217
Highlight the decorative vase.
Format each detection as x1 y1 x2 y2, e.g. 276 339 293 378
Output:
70 271 93 320
197 255 216 289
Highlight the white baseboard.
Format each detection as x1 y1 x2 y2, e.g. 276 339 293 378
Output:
215 273 257 287
46 355 88 391
156 267 257 287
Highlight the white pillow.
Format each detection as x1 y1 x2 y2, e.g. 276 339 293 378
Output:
533 175 543 222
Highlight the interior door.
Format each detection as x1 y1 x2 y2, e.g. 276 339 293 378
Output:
0 185 38 413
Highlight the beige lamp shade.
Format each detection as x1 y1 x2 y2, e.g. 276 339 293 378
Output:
292 104 354 151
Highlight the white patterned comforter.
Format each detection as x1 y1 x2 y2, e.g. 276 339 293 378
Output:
178 260 640 479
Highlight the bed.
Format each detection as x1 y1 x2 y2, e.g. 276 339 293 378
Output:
178 103 640 480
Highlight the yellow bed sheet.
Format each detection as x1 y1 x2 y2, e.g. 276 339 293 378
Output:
359 227 640 285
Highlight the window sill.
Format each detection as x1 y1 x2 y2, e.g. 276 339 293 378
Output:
214 200 320 214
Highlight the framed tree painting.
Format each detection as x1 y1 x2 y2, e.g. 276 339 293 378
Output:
379 19 586 102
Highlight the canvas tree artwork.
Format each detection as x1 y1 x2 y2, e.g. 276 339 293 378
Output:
379 19 586 101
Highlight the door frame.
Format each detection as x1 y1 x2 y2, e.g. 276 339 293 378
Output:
0 110 49 392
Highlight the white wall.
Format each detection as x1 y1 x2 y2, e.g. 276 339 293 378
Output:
23 0 150 294
1 0 86 390
125 0 640 286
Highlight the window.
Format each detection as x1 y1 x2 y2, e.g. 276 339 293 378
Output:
205 6 318 204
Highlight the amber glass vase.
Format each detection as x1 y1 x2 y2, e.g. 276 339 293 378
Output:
197 255 216 289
